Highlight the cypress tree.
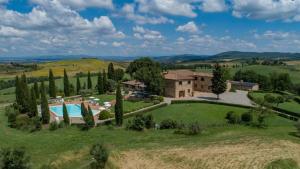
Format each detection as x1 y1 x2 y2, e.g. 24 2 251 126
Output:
211 63 227 99
40 81 50 124
20 74 30 113
114 83 123 126
88 105 95 127
87 71 92 89
81 102 88 119
63 69 70 97
76 76 81 95
48 69 56 98
15 76 22 106
102 70 107 93
107 62 115 80
29 87 38 117
34 81 39 99
63 103 70 125
97 71 104 95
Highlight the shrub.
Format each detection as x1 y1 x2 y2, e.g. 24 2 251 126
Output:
187 122 203 135
49 122 58 131
90 143 109 169
30 117 42 132
126 115 145 131
241 112 253 124
160 119 177 129
0 147 31 169
225 111 240 124
15 114 31 130
58 121 65 128
142 115 155 129
153 100 160 105
99 110 112 120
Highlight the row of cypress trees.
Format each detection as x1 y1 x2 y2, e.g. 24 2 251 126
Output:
15 74 50 124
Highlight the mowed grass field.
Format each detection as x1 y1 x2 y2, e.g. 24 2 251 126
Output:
249 92 300 114
0 59 127 79
0 103 299 169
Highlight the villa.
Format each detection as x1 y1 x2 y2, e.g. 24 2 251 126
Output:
163 70 214 98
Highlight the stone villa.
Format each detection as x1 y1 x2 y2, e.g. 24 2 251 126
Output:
122 69 259 98
163 70 214 98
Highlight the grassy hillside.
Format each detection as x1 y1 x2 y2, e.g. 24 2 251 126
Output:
0 59 127 79
0 103 298 169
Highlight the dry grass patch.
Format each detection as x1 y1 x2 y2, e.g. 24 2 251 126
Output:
112 139 300 169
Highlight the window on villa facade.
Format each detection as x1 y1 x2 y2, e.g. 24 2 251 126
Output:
188 89 190 93
179 81 182 85
188 81 191 84
201 85 204 89
201 77 205 81
195 77 198 80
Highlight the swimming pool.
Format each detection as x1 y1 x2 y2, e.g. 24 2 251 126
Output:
50 104 99 117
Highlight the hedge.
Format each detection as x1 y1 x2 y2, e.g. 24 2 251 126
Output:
294 97 300 104
98 102 168 124
171 100 252 109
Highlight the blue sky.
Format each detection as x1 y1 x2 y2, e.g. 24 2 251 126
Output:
1 0 300 57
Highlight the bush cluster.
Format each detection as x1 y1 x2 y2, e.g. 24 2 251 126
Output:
225 111 253 125
126 114 155 131
49 121 65 131
99 110 113 120
159 119 178 129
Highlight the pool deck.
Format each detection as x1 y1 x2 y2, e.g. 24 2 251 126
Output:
49 101 102 124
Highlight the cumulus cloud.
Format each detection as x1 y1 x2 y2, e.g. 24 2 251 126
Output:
112 41 125 47
231 0 300 22
200 0 227 12
31 0 114 10
120 3 174 25
137 0 197 18
133 26 164 41
176 21 199 33
0 0 126 56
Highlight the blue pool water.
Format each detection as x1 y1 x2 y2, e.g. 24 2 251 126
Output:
50 104 99 117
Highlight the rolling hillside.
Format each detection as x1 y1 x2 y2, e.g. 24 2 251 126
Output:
0 58 127 79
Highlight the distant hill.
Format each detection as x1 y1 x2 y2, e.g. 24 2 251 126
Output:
211 51 300 60
153 54 210 63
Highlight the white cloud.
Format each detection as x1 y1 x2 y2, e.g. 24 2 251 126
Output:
112 41 125 47
120 3 174 25
133 26 164 41
0 26 28 37
137 0 197 18
200 0 227 12
176 21 199 33
0 0 125 56
31 0 114 10
232 0 300 22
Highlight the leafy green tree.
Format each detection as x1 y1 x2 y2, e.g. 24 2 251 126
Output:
48 69 56 98
97 72 104 95
76 76 81 95
62 103 70 125
29 87 38 118
211 63 227 99
90 143 109 169
128 58 163 95
0 147 31 169
264 94 276 104
81 102 88 119
114 68 124 82
107 62 115 80
63 69 70 97
115 83 123 126
33 81 39 99
40 81 50 124
87 71 92 89
20 74 31 113
102 70 107 93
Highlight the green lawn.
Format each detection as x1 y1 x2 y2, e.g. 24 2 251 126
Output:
249 92 300 114
0 102 298 169
123 100 155 113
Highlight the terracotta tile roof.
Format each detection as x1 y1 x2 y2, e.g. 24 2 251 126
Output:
121 80 146 88
163 69 213 80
